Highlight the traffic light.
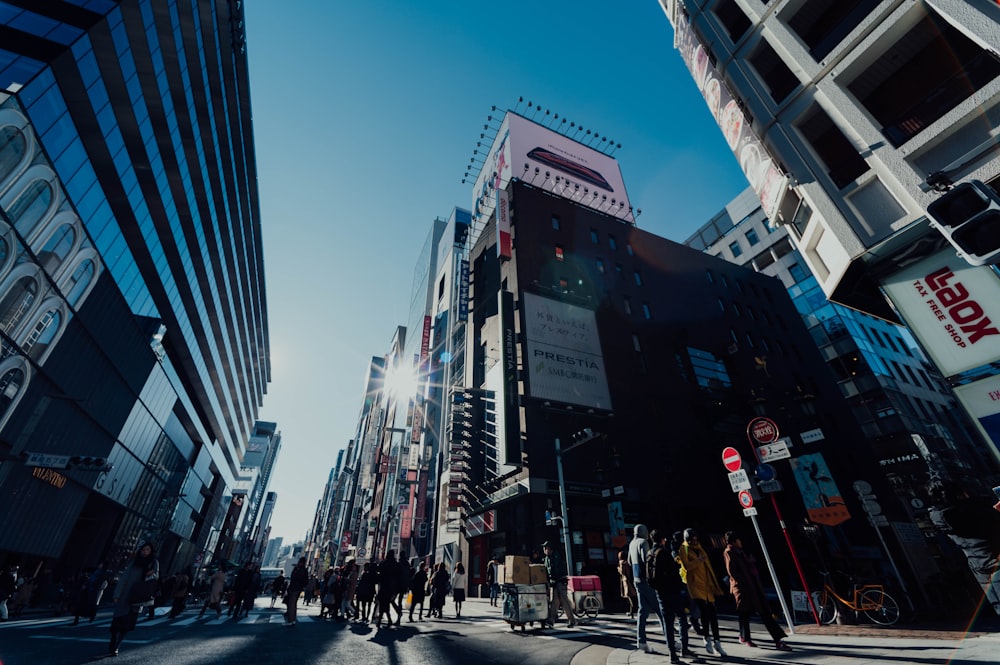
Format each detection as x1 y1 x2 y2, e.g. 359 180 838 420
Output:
926 180 1000 266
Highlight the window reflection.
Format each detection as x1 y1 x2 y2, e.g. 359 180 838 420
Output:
0 275 38 334
37 223 75 274
0 125 27 183
23 308 60 361
0 367 24 417
66 259 95 307
8 179 53 237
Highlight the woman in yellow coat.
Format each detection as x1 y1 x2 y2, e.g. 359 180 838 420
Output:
677 529 727 657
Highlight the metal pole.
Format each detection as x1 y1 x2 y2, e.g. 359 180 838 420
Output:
870 521 915 612
749 512 795 635
554 437 574 575
747 421 822 625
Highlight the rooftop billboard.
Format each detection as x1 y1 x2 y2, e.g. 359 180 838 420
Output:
471 112 632 239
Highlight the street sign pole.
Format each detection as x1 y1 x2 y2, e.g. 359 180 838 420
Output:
747 510 795 635
746 417 820 626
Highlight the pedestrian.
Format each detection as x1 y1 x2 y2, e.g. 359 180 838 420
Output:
627 525 666 654
396 559 413 623
303 574 318 606
373 550 400 628
409 561 428 621
198 564 227 618
0 565 18 622
671 531 703 637
678 529 726 656
428 562 450 618
723 531 792 650
285 557 308 626
169 567 190 619
355 562 376 622
649 529 696 663
618 549 638 619
109 540 159 657
319 567 336 619
486 556 500 607
229 562 252 617
269 570 287 608
452 562 467 618
341 559 359 620
76 564 107 624
542 541 576 628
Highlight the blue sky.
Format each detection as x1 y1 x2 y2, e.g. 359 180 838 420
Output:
247 1 751 542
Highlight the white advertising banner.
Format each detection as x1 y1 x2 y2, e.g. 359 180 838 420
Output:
522 292 611 410
471 112 632 234
952 375 1000 461
881 250 1000 376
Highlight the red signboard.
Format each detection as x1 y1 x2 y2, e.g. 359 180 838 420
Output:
748 417 779 444
738 490 753 509
722 446 742 472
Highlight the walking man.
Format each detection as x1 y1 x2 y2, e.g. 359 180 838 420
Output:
542 541 576 628
628 524 669 655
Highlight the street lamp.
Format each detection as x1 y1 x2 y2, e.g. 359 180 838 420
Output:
554 428 603 575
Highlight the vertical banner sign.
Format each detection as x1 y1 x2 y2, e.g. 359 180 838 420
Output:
789 453 851 526
458 259 470 321
499 290 521 463
496 188 512 260
952 375 1000 463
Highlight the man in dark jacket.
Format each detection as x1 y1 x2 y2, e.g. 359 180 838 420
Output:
542 541 576 628
285 558 308 626
650 529 695 662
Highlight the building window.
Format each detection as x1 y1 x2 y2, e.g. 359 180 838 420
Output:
633 271 643 286
0 125 27 182
438 276 446 299
706 269 715 284
745 229 759 246
552 215 561 230
615 264 623 278
714 0 752 43
626 244 634 257
729 241 743 257
788 262 808 282
0 275 38 334
632 334 641 352
596 257 605 273
591 229 599 244
798 106 869 188
642 302 651 320
718 298 725 312
786 0 881 61
720 274 729 288
747 305 756 320
8 179 54 237
749 40 799 103
555 245 565 261
0 366 25 418
624 297 632 315
732 302 742 317
608 235 617 250
37 223 75 274
898 337 912 357
846 11 1000 147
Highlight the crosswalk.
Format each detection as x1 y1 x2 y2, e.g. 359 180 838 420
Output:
0 608 315 631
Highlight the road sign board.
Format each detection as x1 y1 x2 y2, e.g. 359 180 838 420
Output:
758 479 783 493
728 469 751 492
758 441 790 461
755 463 776 481
748 417 779 444
722 447 742 472
743 507 758 517
738 490 753 509
24 452 70 469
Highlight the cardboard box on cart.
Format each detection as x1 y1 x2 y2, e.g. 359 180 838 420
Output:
504 555 531 584
529 563 548 585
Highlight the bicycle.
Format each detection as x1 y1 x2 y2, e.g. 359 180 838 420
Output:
815 570 900 626
555 592 601 619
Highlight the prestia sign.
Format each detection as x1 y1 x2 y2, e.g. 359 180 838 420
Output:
882 249 1000 376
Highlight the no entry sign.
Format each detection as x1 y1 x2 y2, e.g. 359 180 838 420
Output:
722 446 742 472
739 490 754 509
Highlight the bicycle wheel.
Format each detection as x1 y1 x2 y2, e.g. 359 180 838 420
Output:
861 589 900 625
817 591 838 624
580 594 600 619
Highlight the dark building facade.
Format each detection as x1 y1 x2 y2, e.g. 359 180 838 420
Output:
0 1 268 578
458 113 908 601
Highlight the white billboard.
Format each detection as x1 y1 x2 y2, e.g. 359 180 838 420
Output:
952 375 1000 463
881 249 1000 376
522 292 612 410
471 112 632 239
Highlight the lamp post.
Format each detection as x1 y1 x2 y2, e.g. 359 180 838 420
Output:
554 428 602 576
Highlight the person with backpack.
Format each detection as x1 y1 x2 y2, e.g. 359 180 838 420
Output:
649 529 697 663
723 531 791 651
627 524 669 655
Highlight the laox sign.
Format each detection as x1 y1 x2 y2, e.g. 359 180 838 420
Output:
918 267 999 346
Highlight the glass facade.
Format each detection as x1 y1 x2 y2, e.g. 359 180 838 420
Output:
0 1 269 576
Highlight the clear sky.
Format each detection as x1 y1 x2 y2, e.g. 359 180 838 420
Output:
247 1 751 543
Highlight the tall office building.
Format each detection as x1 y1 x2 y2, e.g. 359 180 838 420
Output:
688 187 995 602
0 1 268 574
655 0 1000 466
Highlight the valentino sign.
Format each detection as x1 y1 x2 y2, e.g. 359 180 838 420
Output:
882 249 1000 377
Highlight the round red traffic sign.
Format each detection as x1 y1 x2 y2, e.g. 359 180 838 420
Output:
722 446 742 472
748 417 779 444
739 490 753 509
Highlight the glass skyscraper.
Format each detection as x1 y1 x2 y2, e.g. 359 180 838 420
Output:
0 1 268 575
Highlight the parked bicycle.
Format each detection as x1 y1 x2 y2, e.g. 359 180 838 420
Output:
815 570 900 626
